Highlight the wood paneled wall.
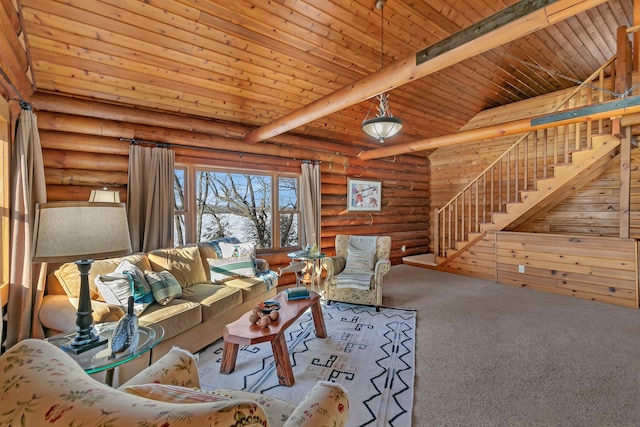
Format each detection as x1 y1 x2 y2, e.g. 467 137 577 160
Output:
32 94 430 278
429 83 640 308
434 233 496 282
496 232 638 308
515 150 640 238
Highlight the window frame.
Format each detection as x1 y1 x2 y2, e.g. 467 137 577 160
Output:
1 97 10 307
175 163 300 251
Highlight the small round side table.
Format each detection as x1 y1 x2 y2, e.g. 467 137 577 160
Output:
46 322 164 386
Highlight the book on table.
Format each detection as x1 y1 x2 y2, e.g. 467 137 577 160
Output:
285 287 310 300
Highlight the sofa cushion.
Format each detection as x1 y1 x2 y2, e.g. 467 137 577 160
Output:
207 256 256 283
145 270 183 305
179 283 243 322
196 242 219 282
54 253 151 300
224 276 271 303
147 245 207 288
139 299 202 342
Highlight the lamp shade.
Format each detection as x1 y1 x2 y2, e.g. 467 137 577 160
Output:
362 116 403 142
89 189 121 203
32 202 132 263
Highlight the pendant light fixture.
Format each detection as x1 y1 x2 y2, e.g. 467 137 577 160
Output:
362 0 402 143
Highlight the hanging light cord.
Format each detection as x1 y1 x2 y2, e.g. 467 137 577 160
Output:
380 3 384 70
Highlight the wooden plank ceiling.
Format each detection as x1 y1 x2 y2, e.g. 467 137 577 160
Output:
18 0 633 152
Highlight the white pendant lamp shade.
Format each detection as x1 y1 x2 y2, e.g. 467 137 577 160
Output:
362 115 403 143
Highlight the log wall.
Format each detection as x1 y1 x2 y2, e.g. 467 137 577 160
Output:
0 0 33 103
31 93 431 281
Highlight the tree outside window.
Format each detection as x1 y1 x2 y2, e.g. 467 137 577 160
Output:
173 167 299 250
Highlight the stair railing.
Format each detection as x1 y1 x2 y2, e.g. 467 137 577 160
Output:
434 56 617 258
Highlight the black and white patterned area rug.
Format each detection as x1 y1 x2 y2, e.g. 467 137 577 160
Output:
197 301 416 427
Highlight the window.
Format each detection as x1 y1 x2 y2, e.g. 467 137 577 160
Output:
173 167 187 247
174 167 299 250
278 176 299 248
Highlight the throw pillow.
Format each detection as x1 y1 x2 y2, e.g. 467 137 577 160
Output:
123 384 229 403
144 270 182 305
218 241 256 258
94 273 152 315
207 255 256 283
202 237 241 258
115 260 150 287
146 245 208 287
115 260 154 304
344 247 376 273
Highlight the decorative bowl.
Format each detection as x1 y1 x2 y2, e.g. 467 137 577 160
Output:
258 300 281 314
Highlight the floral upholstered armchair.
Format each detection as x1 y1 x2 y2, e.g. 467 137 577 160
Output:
323 235 391 310
0 339 349 427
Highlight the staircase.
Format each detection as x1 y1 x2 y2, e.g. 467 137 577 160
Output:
484 134 621 233
428 57 624 266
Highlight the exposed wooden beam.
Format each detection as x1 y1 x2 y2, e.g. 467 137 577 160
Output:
415 0 556 65
359 96 640 160
242 0 608 145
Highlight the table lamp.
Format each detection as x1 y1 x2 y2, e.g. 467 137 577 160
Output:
32 201 132 354
89 187 121 202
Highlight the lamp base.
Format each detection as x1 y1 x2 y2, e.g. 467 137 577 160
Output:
61 333 108 355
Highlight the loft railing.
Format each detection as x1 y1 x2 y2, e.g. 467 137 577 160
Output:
433 56 618 258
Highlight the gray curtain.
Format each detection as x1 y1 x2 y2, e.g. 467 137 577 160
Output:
300 162 321 248
6 107 47 349
128 145 175 252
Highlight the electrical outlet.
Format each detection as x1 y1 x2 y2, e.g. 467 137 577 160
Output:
401 245 406 252
518 265 525 273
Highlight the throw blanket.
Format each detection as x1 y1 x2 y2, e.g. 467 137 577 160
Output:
336 236 377 290
257 270 278 291
348 235 378 252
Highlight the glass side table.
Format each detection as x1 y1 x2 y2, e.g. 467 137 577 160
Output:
287 251 326 293
46 322 164 386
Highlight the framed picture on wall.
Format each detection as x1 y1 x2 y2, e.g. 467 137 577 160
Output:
347 178 381 211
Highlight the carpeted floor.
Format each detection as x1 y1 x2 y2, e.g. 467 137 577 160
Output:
383 265 640 427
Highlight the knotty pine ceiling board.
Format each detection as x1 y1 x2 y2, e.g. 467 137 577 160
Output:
17 0 634 150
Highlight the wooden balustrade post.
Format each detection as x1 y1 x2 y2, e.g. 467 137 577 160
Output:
620 127 631 238
433 208 440 257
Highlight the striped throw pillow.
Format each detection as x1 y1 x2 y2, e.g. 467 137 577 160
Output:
145 270 183 305
207 255 256 283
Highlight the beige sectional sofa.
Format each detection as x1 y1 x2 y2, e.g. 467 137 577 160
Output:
39 238 278 385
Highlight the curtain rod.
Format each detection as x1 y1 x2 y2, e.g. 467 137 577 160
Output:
120 137 321 164
0 67 30 109
121 137 170 148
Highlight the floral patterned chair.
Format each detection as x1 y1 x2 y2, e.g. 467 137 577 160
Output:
0 339 349 427
322 235 392 311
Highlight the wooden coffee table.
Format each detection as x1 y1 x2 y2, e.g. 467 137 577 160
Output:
220 290 326 386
